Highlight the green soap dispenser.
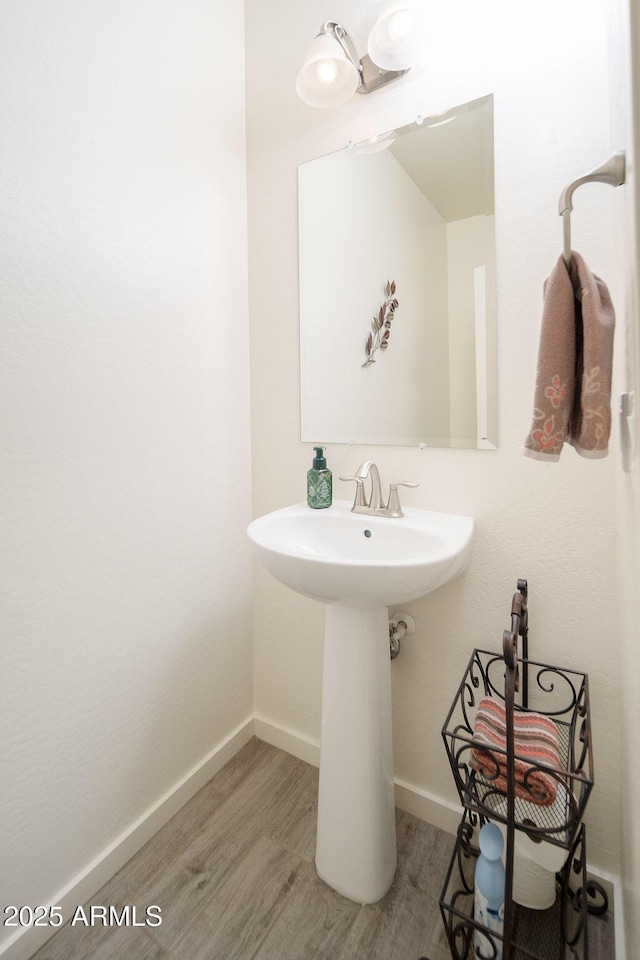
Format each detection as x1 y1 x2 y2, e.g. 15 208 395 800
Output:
307 446 332 509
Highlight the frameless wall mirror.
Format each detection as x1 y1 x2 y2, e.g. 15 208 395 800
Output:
298 94 497 449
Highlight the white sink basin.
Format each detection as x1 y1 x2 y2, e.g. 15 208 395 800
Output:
247 498 474 904
247 500 474 605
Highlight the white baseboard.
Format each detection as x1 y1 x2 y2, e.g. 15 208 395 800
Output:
1 717 255 960
254 717 460 836
393 778 463 836
613 874 625 960
254 715 320 767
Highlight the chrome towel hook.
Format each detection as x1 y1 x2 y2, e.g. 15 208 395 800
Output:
559 151 626 264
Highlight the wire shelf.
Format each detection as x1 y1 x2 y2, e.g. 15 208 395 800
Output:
430 580 609 960
441 647 593 852
438 810 590 960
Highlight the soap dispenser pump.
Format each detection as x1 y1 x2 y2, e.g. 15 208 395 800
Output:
307 446 332 509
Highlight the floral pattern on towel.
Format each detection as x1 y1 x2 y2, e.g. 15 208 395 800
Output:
544 374 567 409
528 402 566 456
583 366 602 397
570 366 612 452
526 367 611 457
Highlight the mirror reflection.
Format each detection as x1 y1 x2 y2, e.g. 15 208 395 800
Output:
298 94 497 449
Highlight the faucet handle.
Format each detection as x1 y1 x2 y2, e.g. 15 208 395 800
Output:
387 481 419 518
339 475 368 509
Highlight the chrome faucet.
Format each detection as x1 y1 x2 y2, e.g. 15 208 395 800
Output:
339 460 418 518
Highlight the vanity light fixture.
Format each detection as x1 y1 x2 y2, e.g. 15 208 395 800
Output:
296 9 420 108
367 5 420 71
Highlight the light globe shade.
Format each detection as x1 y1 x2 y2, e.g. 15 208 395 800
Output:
296 31 360 107
367 6 421 71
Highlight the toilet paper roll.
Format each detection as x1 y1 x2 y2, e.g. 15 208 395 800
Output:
494 821 560 909
510 847 557 910
493 785 575 872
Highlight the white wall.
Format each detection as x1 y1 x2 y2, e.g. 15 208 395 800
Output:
0 1 253 954
246 0 622 878
609 0 640 953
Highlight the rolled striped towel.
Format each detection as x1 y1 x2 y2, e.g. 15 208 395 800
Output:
471 697 561 806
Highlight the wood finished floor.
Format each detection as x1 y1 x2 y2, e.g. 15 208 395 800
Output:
32 738 614 960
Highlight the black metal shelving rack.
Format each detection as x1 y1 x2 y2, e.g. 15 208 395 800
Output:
432 580 607 960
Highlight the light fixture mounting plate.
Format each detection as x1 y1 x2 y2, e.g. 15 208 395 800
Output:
356 54 409 95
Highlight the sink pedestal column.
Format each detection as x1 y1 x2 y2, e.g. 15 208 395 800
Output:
315 598 397 904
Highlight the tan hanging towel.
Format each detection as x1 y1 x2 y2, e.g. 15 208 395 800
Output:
523 251 615 461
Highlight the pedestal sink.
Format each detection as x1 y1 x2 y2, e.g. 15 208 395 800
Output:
247 500 474 903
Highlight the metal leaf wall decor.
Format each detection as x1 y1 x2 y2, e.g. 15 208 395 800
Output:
362 280 398 368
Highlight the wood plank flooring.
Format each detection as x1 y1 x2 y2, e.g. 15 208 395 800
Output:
31 738 614 960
